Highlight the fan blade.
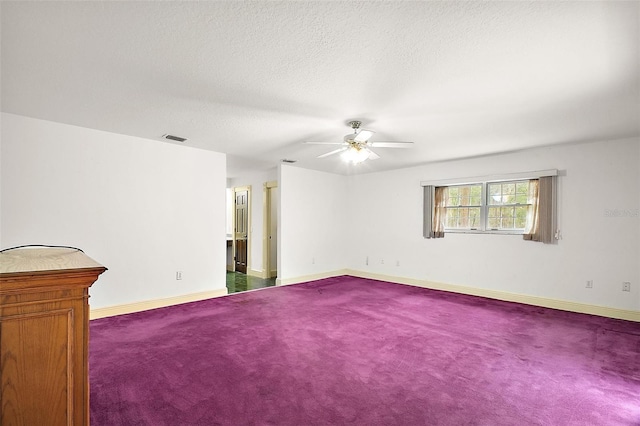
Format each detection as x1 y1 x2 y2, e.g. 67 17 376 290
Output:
367 148 380 160
354 129 374 143
317 147 347 158
304 141 344 145
369 141 414 148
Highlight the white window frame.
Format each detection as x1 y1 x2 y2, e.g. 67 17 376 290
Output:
485 180 533 233
442 183 484 232
443 180 532 235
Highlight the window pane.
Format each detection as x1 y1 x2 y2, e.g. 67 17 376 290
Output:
447 185 482 208
515 206 528 229
503 183 515 194
515 206 528 218
501 206 514 217
488 207 499 218
516 182 529 194
501 218 515 229
459 212 469 228
469 207 481 227
488 180 531 207
502 194 515 204
488 217 500 228
445 204 482 230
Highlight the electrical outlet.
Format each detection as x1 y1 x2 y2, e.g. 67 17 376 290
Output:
396 260 400 267
586 280 593 289
365 256 369 266
312 257 315 265
176 271 182 280
622 282 631 292
380 259 384 264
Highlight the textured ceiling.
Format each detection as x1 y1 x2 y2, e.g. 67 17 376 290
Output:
2 1 638 177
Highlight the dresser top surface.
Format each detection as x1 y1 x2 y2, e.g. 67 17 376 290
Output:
0 246 104 274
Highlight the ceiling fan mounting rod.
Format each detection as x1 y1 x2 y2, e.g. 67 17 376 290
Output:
348 120 362 132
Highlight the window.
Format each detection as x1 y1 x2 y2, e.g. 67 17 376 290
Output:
486 181 531 231
443 180 533 233
444 184 482 230
423 171 557 242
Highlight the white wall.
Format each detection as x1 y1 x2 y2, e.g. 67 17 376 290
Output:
225 188 233 236
3 112 637 314
1 113 227 309
346 138 640 311
227 168 277 275
279 165 349 279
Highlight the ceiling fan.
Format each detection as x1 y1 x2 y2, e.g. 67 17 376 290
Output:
304 121 414 164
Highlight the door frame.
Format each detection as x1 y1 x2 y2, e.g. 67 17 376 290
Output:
232 185 251 273
262 181 278 279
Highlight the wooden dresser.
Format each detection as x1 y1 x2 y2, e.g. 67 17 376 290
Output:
0 247 106 426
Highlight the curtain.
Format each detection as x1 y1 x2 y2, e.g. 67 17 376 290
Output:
523 176 556 243
523 179 539 237
433 186 446 238
423 186 445 239
423 186 434 238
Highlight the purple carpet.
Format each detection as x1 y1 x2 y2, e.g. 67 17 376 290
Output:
90 276 640 425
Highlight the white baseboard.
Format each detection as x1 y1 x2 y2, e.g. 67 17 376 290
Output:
90 288 228 320
276 269 349 286
90 271 639 323
228 268 276 279
345 269 640 323
247 268 269 279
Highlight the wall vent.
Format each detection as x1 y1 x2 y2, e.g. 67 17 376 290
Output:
162 134 187 143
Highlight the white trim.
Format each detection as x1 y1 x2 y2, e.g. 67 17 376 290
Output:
247 268 268 279
90 288 228 319
90 271 639 323
345 269 640 322
420 169 558 187
263 181 278 283
276 269 349 286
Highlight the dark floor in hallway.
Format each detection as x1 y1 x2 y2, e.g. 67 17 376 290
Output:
226 271 276 294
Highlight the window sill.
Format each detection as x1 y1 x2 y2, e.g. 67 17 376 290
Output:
445 230 525 236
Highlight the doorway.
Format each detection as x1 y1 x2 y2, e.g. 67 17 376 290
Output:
263 181 278 279
233 186 250 274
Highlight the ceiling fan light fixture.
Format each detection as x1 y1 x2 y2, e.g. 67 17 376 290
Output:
341 146 370 164
306 120 414 163
353 129 374 143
